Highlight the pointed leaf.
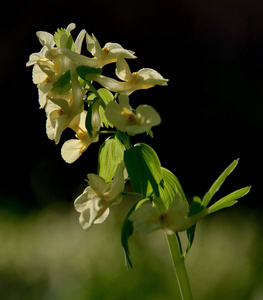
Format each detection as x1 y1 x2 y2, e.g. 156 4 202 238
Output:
209 186 251 213
202 159 239 208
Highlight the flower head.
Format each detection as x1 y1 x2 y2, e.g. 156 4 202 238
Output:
130 194 209 235
86 57 168 95
45 65 84 144
105 95 161 135
74 162 125 230
61 101 101 163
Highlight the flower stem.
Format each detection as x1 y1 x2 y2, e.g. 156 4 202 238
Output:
166 234 193 300
87 81 106 109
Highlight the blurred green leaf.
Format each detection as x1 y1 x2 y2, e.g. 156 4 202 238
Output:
202 159 239 208
121 198 149 269
209 186 251 213
98 135 126 182
124 143 163 198
185 196 204 257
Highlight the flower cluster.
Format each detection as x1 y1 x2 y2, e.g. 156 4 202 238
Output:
27 23 167 164
27 24 250 267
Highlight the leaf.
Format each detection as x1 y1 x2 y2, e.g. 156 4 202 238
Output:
124 143 163 198
184 196 204 257
98 135 126 182
85 99 100 138
76 66 102 81
52 69 71 90
88 88 114 128
160 168 187 210
202 159 239 208
121 199 149 269
209 186 251 213
54 28 75 51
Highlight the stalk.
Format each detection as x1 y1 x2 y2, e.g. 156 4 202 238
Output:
166 234 193 300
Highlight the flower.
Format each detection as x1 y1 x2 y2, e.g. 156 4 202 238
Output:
54 33 136 68
45 65 84 144
85 57 168 95
74 162 125 230
130 194 209 235
105 95 161 135
26 23 86 108
61 101 101 163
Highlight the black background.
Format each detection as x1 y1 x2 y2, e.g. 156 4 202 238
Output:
1 0 263 214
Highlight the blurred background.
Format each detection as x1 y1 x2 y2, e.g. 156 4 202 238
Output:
1 0 263 299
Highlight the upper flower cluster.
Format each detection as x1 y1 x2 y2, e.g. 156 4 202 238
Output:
27 23 168 164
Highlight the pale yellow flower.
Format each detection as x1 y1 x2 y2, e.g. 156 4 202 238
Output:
130 194 209 235
61 102 101 163
45 66 84 144
74 162 125 230
105 95 161 135
85 57 168 95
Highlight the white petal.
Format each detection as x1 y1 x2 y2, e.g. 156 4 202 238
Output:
94 207 110 224
74 186 95 212
130 204 163 234
61 139 86 163
87 174 107 195
36 31 55 47
137 68 169 86
86 33 104 58
115 58 132 81
136 105 161 127
66 23 76 32
75 29 86 54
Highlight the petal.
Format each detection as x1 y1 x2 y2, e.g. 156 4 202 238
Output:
136 105 161 127
87 174 107 195
86 33 104 58
105 162 125 202
105 101 128 132
94 207 110 224
79 196 101 231
137 68 169 87
74 186 95 212
105 43 136 59
36 31 55 47
66 23 76 32
32 64 48 84
129 204 163 234
115 58 132 81
74 29 86 54
61 139 87 163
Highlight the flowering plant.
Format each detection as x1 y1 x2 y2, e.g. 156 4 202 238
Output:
27 23 251 299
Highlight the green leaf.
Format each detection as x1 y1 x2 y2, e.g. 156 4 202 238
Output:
98 135 126 182
209 186 251 213
202 159 239 208
54 28 75 51
124 143 163 198
76 66 102 81
184 196 204 257
160 168 187 210
85 99 100 138
52 69 71 90
121 198 149 269
88 88 114 128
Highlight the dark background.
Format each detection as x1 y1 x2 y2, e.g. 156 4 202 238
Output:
1 0 263 214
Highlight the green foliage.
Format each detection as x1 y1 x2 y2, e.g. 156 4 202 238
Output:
54 28 75 51
124 143 163 199
98 135 126 182
121 198 149 269
209 186 251 213
87 88 114 128
202 159 239 208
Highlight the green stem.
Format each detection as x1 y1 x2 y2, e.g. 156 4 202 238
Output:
166 234 193 300
122 192 143 197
